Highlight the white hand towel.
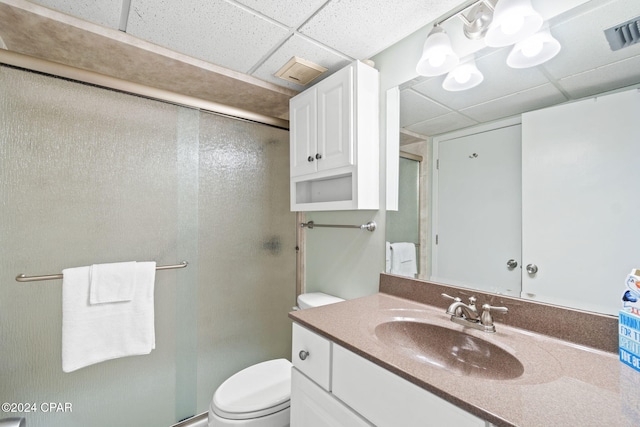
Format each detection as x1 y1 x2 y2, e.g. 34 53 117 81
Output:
385 241 392 273
390 242 417 278
62 261 156 373
89 261 137 304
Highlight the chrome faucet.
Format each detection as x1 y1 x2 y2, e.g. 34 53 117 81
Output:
442 293 508 333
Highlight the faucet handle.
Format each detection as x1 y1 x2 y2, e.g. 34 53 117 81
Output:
480 303 508 332
481 303 508 314
441 293 461 302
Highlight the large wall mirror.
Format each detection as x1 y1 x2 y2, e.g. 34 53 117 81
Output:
386 0 640 316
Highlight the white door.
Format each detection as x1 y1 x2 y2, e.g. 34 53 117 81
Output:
522 89 640 315
317 65 353 171
290 88 317 177
433 125 522 296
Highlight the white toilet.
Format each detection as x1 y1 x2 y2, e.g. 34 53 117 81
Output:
208 292 344 427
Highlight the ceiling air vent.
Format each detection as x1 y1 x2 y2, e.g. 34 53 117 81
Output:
275 56 327 86
605 17 640 51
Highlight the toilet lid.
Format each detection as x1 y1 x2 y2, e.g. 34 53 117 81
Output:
212 359 292 420
297 292 345 310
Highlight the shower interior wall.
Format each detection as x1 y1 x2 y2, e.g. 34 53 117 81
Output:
0 65 296 427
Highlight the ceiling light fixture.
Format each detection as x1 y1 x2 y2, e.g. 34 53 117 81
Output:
416 26 459 76
485 0 543 47
507 29 561 68
443 58 484 91
415 0 560 91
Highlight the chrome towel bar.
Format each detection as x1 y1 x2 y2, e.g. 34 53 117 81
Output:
300 221 376 232
15 261 189 282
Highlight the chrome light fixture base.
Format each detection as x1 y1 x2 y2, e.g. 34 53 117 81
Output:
462 2 495 40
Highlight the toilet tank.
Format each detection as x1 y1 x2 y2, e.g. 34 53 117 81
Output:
297 292 344 310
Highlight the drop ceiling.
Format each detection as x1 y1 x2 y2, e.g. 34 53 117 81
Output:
0 0 639 136
0 0 463 123
399 0 640 142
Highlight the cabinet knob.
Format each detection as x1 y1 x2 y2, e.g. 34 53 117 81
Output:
315 153 322 160
506 259 518 269
298 350 309 361
307 156 314 162
526 264 538 274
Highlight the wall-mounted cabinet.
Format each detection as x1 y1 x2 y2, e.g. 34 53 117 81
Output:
290 61 379 211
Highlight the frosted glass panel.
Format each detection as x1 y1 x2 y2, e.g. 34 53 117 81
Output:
0 65 295 426
386 157 420 243
196 113 295 411
386 157 420 273
0 66 180 427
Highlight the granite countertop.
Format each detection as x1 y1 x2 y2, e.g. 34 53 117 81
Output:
289 282 637 426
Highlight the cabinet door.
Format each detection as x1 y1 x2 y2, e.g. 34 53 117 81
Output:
291 323 332 391
522 89 640 315
317 65 353 171
332 345 485 427
290 88 318 177
291 368 372 427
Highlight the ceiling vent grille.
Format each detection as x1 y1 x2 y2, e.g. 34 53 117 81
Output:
605 18 640 51
275 57 327 86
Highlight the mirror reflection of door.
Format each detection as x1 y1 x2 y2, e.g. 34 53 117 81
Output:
386 154 421 278
433 124 522 297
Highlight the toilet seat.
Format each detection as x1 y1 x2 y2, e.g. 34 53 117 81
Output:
212 359 292 421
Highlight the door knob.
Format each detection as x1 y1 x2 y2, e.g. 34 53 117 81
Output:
526 264 538 274
506 259 518 269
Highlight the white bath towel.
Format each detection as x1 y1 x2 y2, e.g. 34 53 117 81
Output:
89 261 137 304
62 261 156 372
390 242 417 278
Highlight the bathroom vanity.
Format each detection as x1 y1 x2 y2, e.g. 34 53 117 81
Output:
289 274 629 426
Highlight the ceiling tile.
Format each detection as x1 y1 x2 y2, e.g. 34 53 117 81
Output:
30 0 123 29
400 89 450 127
461 84 568 123
543 0 640 79
252 33 351 91
232 0 327 28
127 0 289 73
299 0 463 59
557 54 640 99
407 112 478 137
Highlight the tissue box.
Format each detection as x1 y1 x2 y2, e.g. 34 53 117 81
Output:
619 310 640 372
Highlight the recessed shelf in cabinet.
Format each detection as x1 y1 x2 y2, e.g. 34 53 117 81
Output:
295 173 353 205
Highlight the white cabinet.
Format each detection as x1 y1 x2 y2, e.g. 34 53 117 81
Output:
290 61 379 211
332 344 485 427
291 323 332 391
290 368 372 427
290 322 486 427
290 68 352 177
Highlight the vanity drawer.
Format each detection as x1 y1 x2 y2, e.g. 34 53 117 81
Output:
292 323 332 391
332 344 485 427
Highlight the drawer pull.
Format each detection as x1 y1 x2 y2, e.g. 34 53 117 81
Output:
299 350 310 361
